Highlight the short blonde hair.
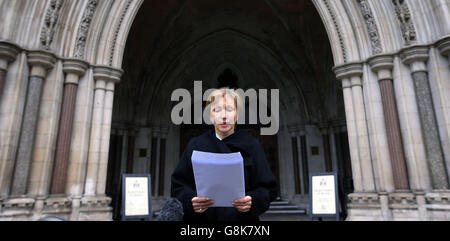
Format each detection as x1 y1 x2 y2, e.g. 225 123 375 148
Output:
206 88 243 116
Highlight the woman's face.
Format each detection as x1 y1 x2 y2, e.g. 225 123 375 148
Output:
210 96 237 135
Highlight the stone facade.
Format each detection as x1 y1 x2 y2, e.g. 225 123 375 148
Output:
0 0 449 221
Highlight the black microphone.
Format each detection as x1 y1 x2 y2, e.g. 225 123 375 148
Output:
156 198 184 221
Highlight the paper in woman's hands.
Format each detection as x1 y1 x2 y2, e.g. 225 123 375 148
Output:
191 151 246 207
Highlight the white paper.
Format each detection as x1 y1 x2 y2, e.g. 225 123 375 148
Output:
311 175 336 215
125 177 149 216
191 151 246 207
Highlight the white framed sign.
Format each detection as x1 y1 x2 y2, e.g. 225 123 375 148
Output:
121 174 152 221
309 172 340 221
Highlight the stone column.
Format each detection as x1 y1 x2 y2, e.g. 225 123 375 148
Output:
10 51 56 197
436 36 450 66
120 129 129 176
334 64 364 193
96 81 116 196
96 67 122 196
84 79 106 196
400 46 450 190
350 72 376 192
368 55 410 191
329 125 339 173
0 42 20 102
319 123 332 172
126 128 137 174
50 59 88 195
334 63 376 193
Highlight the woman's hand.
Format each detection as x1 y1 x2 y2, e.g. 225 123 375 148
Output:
232 196 252 213
192 197 214 214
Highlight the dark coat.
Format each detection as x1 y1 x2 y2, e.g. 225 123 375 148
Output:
171 128 279 222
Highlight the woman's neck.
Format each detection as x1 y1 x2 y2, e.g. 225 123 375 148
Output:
215 128 235 140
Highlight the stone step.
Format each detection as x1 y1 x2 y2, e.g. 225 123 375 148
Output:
265 209 307 215
270 201 290 206
269 205 301 210
263 200 308 220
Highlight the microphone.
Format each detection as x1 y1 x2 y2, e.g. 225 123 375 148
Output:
156 198 184 221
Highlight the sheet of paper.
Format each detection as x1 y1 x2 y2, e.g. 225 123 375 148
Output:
191 151 246 207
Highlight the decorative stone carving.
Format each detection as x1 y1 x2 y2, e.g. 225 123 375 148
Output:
436 36 450 64
93 65 123 83
426 191 450 205
27 50 57 78
389 192 416 209
43 197 71 212
81 196 112 209
323 0 347 62
40 0 64 50
357 0 383 55
2 198 35 209
74 0 99 59
63 59 89 78
110 0 134 65
392 0 417 46
348 193 380 209
333 62 363 80
0 41 20 69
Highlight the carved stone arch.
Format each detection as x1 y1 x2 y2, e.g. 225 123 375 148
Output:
54 0 87 57
92 0 143 67
354 0 408 53
39 0 65 52
16 0 49 49
430 0 450 36
313 0 378 65
90 0 369 70
407 0 442 43
390 0 417 47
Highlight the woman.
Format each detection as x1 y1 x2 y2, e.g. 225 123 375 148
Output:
171 88 279 221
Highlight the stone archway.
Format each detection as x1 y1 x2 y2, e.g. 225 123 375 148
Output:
0 0 449 221
108 0 350 220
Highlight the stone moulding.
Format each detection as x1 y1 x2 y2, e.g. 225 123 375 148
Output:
391 0 417 46
323 0 347 63
40 0 64 50
109 0 134 66
388 192 417 209
425 191 450 205
357 0 383 55
74 0 99 59
347 193 381 209
333 62 364 80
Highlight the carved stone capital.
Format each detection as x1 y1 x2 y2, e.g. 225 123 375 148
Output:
436 36 450 57
0 41 20 70
368 54 394 80
27 50 56 78
399 45 429 73
93 65 123 83
287 124 305 135
333 62 364 81
63 58 88 77
330 119 346 132
318 122 330 134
